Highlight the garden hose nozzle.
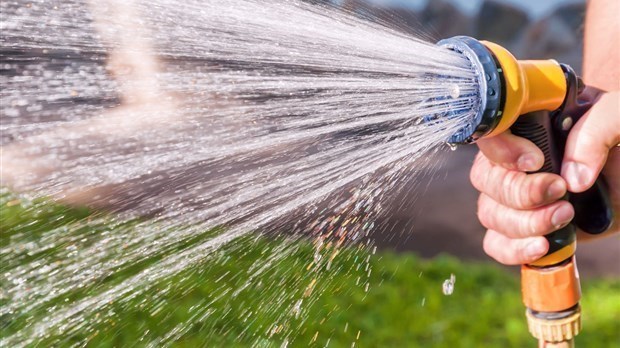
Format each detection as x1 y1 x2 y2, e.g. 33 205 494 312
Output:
437 36 614 347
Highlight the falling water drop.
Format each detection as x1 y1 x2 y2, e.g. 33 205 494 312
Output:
442 274 456 295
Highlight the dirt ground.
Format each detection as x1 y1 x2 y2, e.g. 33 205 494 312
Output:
373 146 620 279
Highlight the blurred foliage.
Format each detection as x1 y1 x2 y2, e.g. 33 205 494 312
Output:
1 192 618 347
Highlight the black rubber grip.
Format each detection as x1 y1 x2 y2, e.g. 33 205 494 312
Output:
506 65 613 265
510 111 576 261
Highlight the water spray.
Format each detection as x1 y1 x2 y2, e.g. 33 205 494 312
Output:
437 36 614 347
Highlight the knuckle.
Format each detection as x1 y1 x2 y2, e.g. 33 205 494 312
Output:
525 208 552 236
511 174 528 209
499 170 520 208
470 154 490 191
477 195 496 229
484 241 511 265
575 125 607 155
491 144 513 164
470 165 483 191
482 232 497 259
483 231 521 265
498 171 549 210
495 254 513 265
525 210 542 236
476 194 483 215
515 245 530 265
522 175 547 208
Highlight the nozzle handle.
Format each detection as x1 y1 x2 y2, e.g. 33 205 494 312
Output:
511 111 576 266
510 65 614 266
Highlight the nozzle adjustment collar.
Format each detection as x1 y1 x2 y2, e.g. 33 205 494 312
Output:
438 36 503 143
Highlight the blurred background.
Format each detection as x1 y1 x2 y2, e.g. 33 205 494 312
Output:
336 0 584 72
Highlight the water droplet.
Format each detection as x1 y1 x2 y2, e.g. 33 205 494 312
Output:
4 108 20 117
292 299 303 318
442 273 456 295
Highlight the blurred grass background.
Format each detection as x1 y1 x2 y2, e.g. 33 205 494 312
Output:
1 193 619 347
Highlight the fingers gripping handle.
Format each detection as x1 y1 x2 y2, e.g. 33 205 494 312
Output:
511 112 576 266
509 65 614 266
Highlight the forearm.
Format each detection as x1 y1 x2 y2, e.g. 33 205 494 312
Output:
584 0 620 91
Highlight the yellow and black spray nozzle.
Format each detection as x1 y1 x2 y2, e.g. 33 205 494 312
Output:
437 36 614 347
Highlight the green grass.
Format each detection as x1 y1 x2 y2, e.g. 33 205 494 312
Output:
1 193 619 347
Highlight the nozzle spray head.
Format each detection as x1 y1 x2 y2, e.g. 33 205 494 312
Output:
437 36 504 144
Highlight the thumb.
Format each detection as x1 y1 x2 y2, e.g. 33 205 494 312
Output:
562 91 620 192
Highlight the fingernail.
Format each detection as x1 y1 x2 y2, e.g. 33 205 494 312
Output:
546 180 566 200
517 153 538 171
563 161 593 190
526 239 546 259
551 204 575 229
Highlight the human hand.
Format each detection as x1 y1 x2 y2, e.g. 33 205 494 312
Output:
470 90 620 265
